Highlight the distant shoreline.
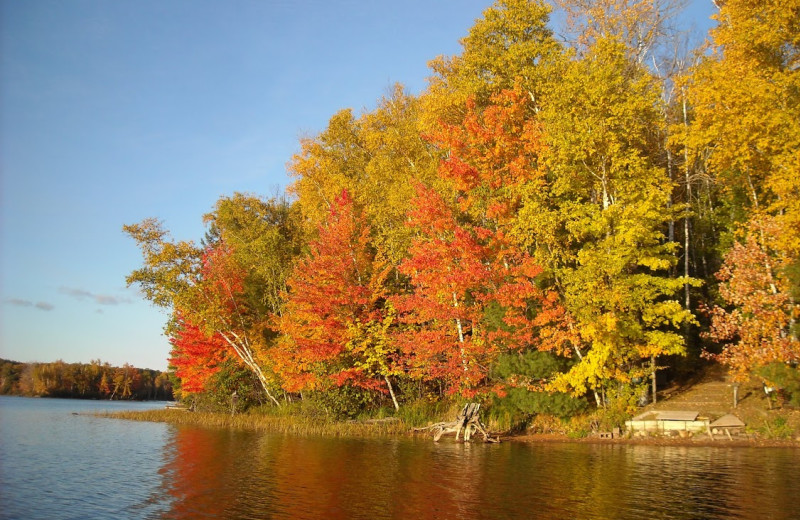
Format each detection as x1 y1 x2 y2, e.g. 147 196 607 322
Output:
1 394 172 402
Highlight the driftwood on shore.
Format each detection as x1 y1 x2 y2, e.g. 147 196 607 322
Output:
362 417 401 425
414 403 499 443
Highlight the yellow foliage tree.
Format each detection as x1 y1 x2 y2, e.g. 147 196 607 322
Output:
685 0 800 374
288 85 439 266
422 0 563 132
516 36 698 404
685 0 800 253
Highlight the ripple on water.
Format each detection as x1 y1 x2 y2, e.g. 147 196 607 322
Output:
0 397 172 520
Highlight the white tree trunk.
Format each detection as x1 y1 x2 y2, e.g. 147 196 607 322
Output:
452 292 469 372
219 331 281 406
385 375 400 411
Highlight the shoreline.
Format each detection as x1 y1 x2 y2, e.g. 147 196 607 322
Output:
504 432 800 448
107 408 800 448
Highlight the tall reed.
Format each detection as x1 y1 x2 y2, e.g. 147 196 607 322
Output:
100 409 411 437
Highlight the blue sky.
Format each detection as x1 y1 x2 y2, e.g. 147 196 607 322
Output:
1 0 717 371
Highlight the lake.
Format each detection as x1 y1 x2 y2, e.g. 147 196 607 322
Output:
1 396 798 519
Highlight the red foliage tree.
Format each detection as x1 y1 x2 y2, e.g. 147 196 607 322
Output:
392 184 564 396
391 87 567 397
169 315 231 394
178 242 284 405
168 245 245 396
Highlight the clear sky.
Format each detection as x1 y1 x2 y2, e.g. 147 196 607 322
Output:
1 0 718 371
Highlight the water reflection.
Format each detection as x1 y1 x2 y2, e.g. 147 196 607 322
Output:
5 397 794 520
159 427 800 520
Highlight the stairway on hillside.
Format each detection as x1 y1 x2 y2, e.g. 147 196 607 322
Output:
644 364 761 419
651 381 736 417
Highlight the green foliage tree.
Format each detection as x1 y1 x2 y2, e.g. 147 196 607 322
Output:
490 351 587 424
125 194 301 406
757 362 800 408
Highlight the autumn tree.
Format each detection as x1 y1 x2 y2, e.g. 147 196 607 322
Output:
182 240 282 405
427 86 547 227
509 34 698 404
110 364 137 400
125 194 301 405
123 218 202 309
203 193 303 318
422 0 563 131
684 0 800 378
685 0 800 231
289 86 439 266
98 370 111 397
672 0 800 298
681 0 800 278
168 315 232 396
0 360 171 400
705 218 800 380
392 185 495 394
392 180 561 397
120 0 799 419
277 191 401 409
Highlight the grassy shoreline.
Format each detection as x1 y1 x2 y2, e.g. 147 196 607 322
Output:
101 408 412 437
102 408 800 448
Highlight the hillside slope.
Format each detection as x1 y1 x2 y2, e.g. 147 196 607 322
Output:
643 364 800 440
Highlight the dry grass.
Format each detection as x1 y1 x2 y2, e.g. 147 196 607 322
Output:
100 409 412 437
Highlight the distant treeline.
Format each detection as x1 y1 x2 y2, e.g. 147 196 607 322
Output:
0 359 173 401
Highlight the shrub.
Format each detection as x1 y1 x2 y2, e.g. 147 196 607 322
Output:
182 360 265 413
487 351 588 431
759 416 794 439
757 363 800 407
310 384 379 419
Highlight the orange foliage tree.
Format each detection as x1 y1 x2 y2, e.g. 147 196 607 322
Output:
276 191 400 408
426 86 547 226
705 218 800 381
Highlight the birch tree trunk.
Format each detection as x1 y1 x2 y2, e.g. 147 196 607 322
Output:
453 292 469 373
219 331 281 406
385 375 400 411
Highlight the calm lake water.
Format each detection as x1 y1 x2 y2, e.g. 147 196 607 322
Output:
1 396 799 520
